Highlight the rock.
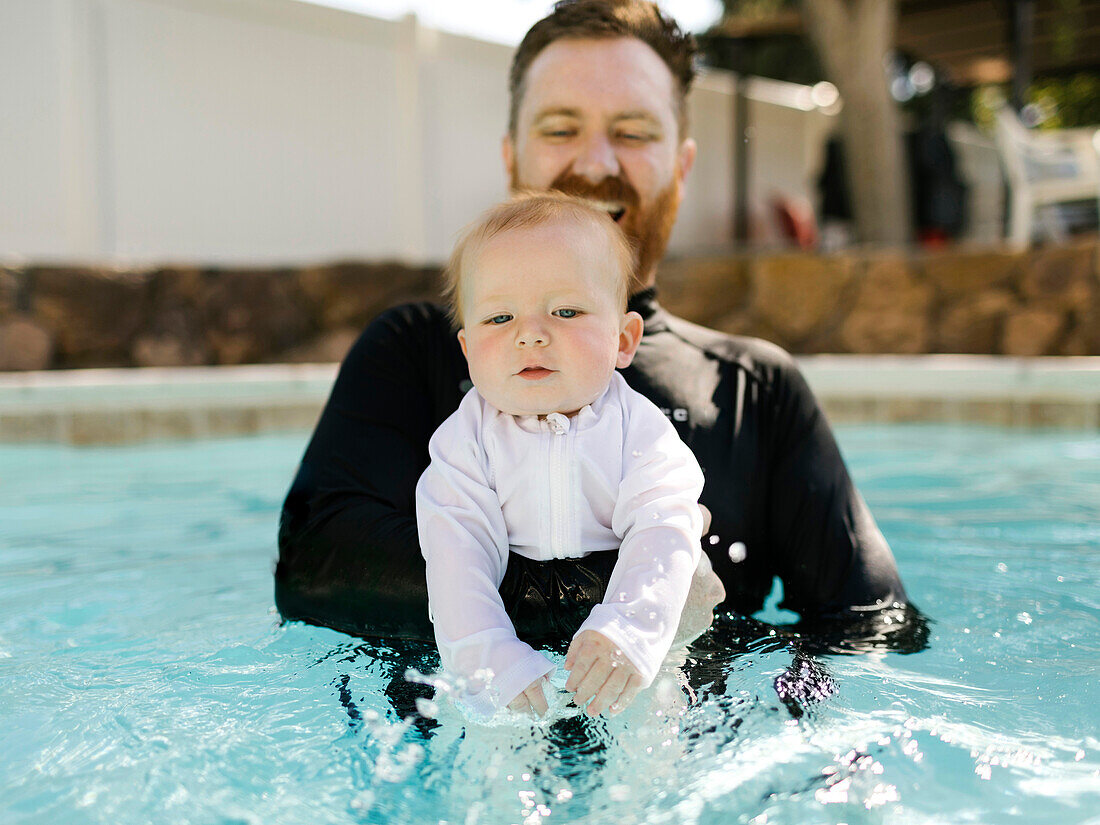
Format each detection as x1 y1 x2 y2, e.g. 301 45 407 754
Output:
131 333 209 367
657 256 749 327
838 255 933 354
30 267 151 367
1060 327 1093 356
279 326 361 363
134 268 212 366
1069 300 1100 355
1002 306 1065 356
1021 241 1096 314
749 253 854 342
201 269 313 364
206 332 256 366
0 315 54 371
298 262 441 329
935 290 1019 353
0 268 19 315
921 249 1021 299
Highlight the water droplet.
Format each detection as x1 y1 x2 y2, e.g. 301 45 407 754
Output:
728 541 747 563
996 563 1008 573
650 511 660 520
708 535 720 545
351 790 375 811
415 697 439 718
632 449 643 457
1016 612 1033 625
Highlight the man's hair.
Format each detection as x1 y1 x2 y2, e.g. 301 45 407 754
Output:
508 0 698 137
444 191 636 327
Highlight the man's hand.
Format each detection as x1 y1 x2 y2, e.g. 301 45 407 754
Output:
507 677 549 716
564 630 643 717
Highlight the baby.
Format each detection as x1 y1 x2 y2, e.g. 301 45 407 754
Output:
415 192 719 719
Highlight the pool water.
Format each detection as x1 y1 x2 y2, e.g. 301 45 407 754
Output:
1 425 1098 824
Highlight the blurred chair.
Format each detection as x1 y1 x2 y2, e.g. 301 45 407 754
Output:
993 107 1100 248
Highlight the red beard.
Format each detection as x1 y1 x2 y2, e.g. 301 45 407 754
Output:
511 169 681 293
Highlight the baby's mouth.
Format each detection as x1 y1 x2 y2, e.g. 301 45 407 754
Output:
517 366 554 380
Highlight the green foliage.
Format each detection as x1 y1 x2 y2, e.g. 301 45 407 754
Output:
1028 75 1100 128
971 74 1100 131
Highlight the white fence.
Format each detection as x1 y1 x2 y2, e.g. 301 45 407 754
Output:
1 0 1000 266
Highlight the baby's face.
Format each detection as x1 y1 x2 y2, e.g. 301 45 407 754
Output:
457 220 639 417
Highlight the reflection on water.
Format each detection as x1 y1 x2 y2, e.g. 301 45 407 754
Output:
0 426 1098 824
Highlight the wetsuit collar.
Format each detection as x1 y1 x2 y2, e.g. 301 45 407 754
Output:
627 287 669 334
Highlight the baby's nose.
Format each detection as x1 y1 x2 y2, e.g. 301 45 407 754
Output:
515 323 548 347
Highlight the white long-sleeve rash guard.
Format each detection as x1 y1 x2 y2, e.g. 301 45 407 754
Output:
415 371 705 716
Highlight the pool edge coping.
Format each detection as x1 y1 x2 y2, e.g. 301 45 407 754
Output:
2 355 1099 441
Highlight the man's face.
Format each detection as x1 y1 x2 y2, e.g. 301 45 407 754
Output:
504 37 696 290
457 220 638 418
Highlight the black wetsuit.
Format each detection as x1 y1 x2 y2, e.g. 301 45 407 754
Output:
276 289 910 643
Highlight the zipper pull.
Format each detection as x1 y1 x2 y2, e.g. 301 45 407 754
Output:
545 412 569 435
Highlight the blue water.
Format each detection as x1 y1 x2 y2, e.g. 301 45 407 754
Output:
1 425 1098 824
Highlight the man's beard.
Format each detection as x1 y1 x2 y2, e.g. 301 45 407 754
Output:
510 168 681 294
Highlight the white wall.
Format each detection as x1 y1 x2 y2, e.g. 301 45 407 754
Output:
0 0 852 266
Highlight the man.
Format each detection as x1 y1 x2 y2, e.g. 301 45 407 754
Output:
275 0 915 648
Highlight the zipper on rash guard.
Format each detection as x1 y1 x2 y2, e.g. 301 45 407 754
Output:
545 413 570 557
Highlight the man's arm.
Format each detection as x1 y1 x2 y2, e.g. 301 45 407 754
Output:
275 303 463 639
762 352 912 622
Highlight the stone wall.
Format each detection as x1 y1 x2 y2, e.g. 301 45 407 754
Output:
1 237 1097 371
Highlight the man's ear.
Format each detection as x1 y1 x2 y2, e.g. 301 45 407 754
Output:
616 311 644 369
457 328 469 360
676 137 697 182
502 134 515 181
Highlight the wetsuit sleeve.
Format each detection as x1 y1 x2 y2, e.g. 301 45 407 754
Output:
765 355 909 618
578 389 704 686
275 304 453 638
416 398 554 717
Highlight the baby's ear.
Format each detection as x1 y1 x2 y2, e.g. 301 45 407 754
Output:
457 329 469 360
616 311 644 368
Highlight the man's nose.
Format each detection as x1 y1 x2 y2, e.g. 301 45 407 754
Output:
571 132 619 183
515 319 549 347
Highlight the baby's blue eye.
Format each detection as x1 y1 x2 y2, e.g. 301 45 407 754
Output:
555 308 579 318
488 314 512 325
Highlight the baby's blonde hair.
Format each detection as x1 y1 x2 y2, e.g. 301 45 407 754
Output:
443 191 636 327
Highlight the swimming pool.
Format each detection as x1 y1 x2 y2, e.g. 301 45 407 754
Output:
1 424 1098 824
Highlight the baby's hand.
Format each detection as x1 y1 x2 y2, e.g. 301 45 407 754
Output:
507 677 549 717
564 630 643 717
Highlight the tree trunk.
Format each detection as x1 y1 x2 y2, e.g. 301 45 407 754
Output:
801 0 912 246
